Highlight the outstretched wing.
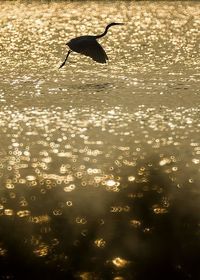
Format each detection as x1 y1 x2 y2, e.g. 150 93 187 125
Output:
67 37 108 63
79 40 108 63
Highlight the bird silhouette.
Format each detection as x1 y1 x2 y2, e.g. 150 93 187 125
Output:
59 22 124 68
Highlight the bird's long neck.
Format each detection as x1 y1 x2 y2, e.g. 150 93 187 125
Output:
95 24 113 39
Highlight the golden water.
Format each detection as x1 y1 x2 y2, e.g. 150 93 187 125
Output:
0 1 200 279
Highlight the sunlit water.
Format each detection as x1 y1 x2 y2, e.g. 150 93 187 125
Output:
0 1 200 279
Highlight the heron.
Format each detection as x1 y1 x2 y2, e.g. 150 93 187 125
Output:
59 22 124 68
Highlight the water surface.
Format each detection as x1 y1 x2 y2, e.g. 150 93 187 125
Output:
0 1 200 279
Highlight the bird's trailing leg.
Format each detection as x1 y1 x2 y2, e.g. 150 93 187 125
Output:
59 50 72 69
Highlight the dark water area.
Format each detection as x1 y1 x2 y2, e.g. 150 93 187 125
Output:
1 160 200 280
0 1 200 279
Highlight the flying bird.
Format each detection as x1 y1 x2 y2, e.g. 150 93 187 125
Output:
59 22 124 68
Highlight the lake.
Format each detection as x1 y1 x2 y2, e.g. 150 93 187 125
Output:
0 1 200 279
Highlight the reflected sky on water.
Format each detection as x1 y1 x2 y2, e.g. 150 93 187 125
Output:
0 1 200 279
